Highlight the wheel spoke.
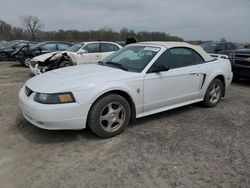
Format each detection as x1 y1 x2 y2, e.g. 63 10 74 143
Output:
100 114 109 122
215 86 220 93
106 121 113 131
114 106 123 114
116 118 124 125
209 88 215 96
108 103 114 113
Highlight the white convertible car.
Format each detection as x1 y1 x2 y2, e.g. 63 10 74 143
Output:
29 41 122 75
19 42 233 138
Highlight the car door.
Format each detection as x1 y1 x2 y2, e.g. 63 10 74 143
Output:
143 47 203 112
101 42 120 59
81 43 101 63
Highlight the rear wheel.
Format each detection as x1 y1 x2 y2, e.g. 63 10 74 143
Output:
203 79 223 107
88 94 131 138
0 52 8 61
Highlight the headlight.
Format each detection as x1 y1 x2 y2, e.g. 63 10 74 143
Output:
34 92 75 104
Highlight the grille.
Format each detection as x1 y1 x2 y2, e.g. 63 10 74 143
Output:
25 86 33 97
235 60 250 66
234 54 250 66
235 54 250 58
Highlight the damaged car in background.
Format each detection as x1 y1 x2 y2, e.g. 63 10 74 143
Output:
17 41 73 67
29 41 122 75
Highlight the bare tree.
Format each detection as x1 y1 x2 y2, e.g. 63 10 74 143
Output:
19 15 44 40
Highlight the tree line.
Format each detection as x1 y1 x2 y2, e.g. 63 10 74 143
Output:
0 17 183 42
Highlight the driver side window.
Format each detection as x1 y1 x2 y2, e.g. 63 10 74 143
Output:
149 47 198 72
83 43 101 53
40 43 57 50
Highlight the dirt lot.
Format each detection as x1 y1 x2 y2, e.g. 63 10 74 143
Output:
0 61 249 188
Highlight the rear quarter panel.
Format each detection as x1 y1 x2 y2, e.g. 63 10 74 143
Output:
198 58 232 98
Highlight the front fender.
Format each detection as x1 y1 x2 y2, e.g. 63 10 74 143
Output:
73 79 144 115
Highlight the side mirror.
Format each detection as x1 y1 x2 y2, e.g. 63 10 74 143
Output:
77 49 86 54
151 65 169 73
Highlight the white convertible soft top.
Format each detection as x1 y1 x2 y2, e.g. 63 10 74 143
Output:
140 41 214 62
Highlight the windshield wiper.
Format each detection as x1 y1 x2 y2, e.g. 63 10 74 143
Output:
104 61 128 71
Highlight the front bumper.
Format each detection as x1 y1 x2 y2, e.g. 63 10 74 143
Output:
19 86 91 130
29 61 42 75
29 62 41 75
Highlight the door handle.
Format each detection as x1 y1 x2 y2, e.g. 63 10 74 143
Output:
190 71 197 75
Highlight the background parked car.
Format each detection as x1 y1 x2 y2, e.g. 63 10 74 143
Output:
0 40 7 47
17 41 73 66
0 40 37 61
201 41 238 56
229 48 250 81
10 41 38 60
29 41 122 75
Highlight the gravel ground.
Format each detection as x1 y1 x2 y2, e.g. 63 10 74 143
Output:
0 61 249 188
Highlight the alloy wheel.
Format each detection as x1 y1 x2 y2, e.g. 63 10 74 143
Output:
209 83 221 104
99 102 126 133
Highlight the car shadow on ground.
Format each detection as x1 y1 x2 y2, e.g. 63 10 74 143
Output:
15 103 204 144
15 112 100 144
232 78 250 87
132 104 196 127
10 63 24 68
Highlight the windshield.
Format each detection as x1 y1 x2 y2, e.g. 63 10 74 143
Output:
201 42 217 53
101 45 160 72
67 43 84 52
30 42 45 50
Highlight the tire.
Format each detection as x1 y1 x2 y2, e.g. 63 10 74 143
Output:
88 94 131 138
232 73 240 82
203 79 224 108
23 57 32 67
59 61 74 68
0 52 8 61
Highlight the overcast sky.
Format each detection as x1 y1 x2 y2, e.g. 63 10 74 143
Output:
1 0 250 42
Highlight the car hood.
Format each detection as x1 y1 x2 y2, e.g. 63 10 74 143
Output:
32 51 64 62
25 64 140 93
233 48 250 54
32 51 76 62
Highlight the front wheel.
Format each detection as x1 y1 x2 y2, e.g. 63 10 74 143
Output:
59 61 74 68
23 57 32 67
88 94 131 138
203 79 223 107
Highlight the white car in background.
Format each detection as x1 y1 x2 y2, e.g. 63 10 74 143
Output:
29 41 122 75
19 42 233 138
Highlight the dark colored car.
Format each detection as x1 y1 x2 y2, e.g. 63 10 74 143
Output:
201 42 238 56
0 40 37 61
0 40 7 47
229 49 250 81
17 41 73 66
